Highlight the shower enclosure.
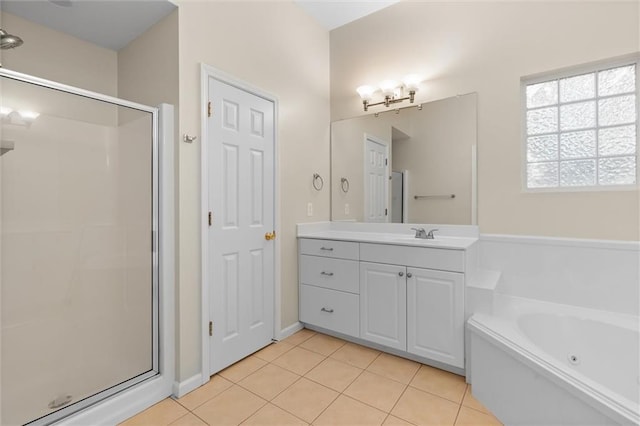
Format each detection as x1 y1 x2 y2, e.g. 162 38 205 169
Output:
0 69 174 425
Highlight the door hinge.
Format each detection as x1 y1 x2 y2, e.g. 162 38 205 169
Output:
208 211 212 226
208 101 212 117
209 321 213 336
385 208 388 216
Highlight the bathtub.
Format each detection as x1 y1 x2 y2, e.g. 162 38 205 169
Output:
467 295 639 425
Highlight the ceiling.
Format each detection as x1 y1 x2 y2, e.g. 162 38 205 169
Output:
294 0 399 31
0 0 177 51
0 0 396 52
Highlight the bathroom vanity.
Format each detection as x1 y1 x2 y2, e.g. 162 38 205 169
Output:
297 222 478 373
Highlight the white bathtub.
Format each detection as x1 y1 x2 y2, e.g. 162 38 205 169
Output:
468 295 639 425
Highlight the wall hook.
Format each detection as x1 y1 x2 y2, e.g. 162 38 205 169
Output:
183 134 197 143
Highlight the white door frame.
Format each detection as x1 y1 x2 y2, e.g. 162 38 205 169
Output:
200 64 280 383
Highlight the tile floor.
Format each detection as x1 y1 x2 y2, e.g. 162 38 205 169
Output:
121 329 502 426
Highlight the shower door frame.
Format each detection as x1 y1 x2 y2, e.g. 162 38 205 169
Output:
0 68 175 426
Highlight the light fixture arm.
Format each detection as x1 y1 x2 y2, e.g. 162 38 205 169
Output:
361 90 416 112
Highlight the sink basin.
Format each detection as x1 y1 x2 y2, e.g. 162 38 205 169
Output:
297 229 477 249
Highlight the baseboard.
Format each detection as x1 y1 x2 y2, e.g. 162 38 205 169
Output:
172 373 205 398
277 321 303 340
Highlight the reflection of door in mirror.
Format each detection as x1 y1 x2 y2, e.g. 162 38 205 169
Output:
391 171 404 223
364 135 389 222
331 93 477 224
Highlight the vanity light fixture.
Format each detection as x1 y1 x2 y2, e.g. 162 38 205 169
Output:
357 74 422 111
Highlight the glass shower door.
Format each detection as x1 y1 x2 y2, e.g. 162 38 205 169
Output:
0 72 158 425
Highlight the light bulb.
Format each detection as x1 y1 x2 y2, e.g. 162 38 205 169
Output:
403 74 422 92
379 80 398 97
356 85 375 101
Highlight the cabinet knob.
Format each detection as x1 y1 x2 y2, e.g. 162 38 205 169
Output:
398 271 404 277
407 272 412 278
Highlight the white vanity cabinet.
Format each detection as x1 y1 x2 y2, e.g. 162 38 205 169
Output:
298 239 360 338
298 235 469 371
406 267 464 368
360 262 407 351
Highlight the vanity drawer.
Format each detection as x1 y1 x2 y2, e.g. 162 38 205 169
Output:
300 255 359 294
299 238 359 260
300 284 359 338
360 243 464 272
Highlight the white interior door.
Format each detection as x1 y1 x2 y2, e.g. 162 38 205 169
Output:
364 136 389 222
208 77 275 374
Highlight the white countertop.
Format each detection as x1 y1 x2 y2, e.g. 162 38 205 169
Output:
297 222 478 250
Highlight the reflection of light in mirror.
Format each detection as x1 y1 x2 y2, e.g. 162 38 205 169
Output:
1 107 40 127
18 110 40 120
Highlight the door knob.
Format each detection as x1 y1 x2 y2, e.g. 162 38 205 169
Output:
265 231 276 241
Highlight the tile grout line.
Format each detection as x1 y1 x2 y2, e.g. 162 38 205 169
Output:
310 347 387 419
264 368 338 425
451 384 468 425
168 331 497 426
189 408 212 426
382 361 422 426
405 382 467 406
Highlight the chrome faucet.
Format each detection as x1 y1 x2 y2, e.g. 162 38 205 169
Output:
411 227 438 239
411 227 427 239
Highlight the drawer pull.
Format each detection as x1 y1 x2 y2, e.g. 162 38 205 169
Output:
320 307 334 313
320 271 334 276
320 247 334 251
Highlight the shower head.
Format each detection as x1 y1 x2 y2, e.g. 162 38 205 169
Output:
0 29 24 50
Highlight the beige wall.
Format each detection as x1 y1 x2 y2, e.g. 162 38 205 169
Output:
118 10 179 109
330 1 639 241
175 1 330 381
0 12 117 96
117 8 181 378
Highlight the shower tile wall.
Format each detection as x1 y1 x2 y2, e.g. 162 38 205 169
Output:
1 82 153 424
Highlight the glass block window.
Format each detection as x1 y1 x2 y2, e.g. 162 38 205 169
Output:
524 62 638 189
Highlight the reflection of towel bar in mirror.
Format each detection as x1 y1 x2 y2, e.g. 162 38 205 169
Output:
414 194 455 200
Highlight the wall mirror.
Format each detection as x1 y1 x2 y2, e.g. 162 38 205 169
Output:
331 93 477 224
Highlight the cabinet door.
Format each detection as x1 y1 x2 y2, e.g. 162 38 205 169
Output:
360 262 406 351
407 267 464 368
